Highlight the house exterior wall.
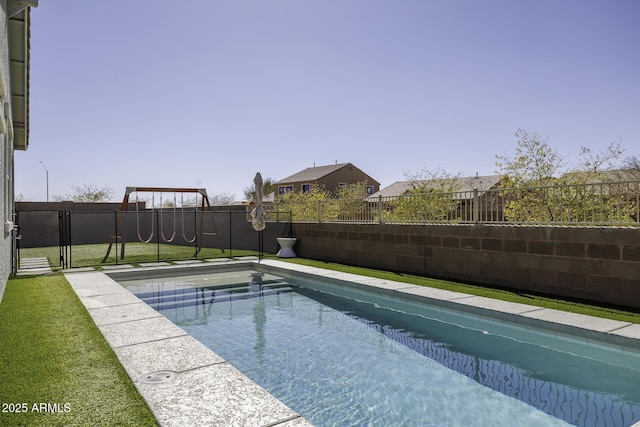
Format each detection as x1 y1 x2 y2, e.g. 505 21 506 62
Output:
0 0 12 302
278 164 380 194
291 223 640 310
317 164 379 193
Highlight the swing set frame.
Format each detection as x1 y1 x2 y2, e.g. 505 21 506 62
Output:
102 186 223 263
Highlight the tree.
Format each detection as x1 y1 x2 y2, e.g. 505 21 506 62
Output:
275 184 333 222
495 129 633 224
55 184 115 203
404 167 462 191
272 182 377 222
209 192 235 206
330 181 372 221
495 129 563 188
334 181 370 199
496 129 628 186
384 168 462 223
619 155 640 180
244 177 274 201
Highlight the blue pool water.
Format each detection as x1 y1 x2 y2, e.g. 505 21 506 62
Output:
121 270 640 427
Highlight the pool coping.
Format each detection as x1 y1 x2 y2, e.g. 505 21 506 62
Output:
255 260 640 354
64 259 640 427
64 260 313 427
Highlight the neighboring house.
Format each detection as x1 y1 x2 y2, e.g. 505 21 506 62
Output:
274 162 380 196
561 168 640 185
368 174 505 222
1 1 37 302
368 174 503 199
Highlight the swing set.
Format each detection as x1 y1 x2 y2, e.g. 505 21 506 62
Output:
102 187 224 263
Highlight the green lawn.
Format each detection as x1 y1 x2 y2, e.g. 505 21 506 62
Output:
0 274 157 427
282 258 640 324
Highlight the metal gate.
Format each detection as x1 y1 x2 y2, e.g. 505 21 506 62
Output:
59 210 71 269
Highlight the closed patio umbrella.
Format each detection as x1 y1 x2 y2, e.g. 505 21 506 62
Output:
251 172 266 232
251 172 266 259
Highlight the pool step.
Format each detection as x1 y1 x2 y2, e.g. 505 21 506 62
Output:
134 279 287 300
137 282 294 311
143 286 294 311
137 281 292 303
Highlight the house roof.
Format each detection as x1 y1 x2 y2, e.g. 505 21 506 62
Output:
275 163 354 184
562 168 640 183
368 174 503 199
8 1 37 151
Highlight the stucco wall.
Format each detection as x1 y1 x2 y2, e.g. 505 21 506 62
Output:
317 165 379 193
0 0 11 303
291 223 640 310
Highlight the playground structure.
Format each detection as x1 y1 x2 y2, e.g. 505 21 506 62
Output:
102 187 224 262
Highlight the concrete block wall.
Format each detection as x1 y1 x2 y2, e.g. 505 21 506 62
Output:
292 223 640 310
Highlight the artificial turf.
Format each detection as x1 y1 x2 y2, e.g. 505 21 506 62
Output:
0 274 157 427
282 258 640 324
19 242 255 269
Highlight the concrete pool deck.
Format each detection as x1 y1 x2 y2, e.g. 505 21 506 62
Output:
62 258 640 427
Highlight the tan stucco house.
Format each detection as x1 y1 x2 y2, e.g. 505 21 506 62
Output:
274 162 380 196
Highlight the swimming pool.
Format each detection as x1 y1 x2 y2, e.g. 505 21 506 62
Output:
119 266 640 427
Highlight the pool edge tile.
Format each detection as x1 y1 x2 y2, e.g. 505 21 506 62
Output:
114 335 225 379
87 302 162 326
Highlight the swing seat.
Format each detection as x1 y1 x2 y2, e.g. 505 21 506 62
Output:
103 187 226 262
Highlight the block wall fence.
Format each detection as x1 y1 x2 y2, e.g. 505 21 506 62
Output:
15 209 290 256
13 204 640 310
290 223 640 310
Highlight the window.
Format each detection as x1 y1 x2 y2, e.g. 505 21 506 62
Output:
302 184 311 193
2 100 14 233
366 186 374 195
278 185 293 195
338 182 347 188
3 134 11 229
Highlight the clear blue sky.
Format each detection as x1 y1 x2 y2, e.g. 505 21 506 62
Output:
15 0 640 202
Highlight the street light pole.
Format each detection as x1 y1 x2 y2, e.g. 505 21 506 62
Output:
39 161 49 202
